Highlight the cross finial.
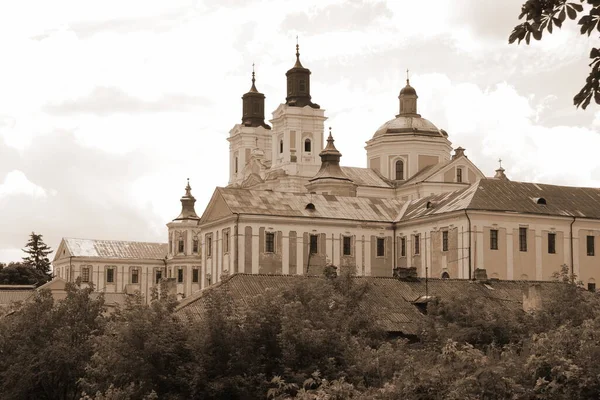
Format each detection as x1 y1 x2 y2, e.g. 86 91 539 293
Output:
296 35 300 58
406 68 410 84
498 158 503 169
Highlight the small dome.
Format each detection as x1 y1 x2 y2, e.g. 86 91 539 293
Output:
400 84 417 96
373 115 443 138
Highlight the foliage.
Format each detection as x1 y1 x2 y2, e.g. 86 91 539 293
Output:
82 283 194 400
22 232 53 278
0 261 50 286
0 283 105 400
509 0 600 108
0 270 600 398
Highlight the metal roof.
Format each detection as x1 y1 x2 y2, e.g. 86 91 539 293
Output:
216 188 405 222
175 274 565 335
0 289 35 306
62 238 168 259
402 179 600 221
341 167 392 188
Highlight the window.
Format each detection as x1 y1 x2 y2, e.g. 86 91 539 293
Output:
587 235 595 256
279 140 283 154
395 160 404 181
401 237 406 257
310 235 318 254
155 270 162 284
376 237 385 257
253 102 259 113
169 238 172 253
265 232 275 253
519 227 527 252
178 239 184 253
589 282 596 292
287 80 292 95
81 267 90 283
235 157 238 173
193 238 199 253
224 231 230 253
131 268 139 284
177 268 184 283
343 236 352 256
192 268 199 283
106 267 115 283
207 236 212 257
456 168 463 183
304 139 311 152
490 229 498 250
442 231 448 252
414 234 420 255
548 233 556 254
441 271 450 279
299 79 306 92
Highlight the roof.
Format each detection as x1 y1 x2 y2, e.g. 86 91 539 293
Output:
402 179 600 221
175 274 565 335
373 115 442 138
341 167 392 188
0 289 35 306
212 187 405 222
61 238 168 259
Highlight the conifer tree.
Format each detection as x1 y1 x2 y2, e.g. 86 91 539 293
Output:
22 232 53 277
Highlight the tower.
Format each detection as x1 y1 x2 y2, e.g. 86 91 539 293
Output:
269 41 327 190
166 179 202 298
228 66 272 186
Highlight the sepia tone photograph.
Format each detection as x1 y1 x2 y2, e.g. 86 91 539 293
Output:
1 0 600 398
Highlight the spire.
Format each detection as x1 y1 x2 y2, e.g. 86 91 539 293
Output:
241 64 270 129
494 158 509 180
397 69 419 117
249 63 258 93
307 127 356 196
174 179 200 221
286 38 319 109
294 35 303 68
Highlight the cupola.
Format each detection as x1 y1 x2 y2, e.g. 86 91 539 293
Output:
397 71 419 116
241 65 271 129
174 179 200 221
285 40 320 109
306 128 356 196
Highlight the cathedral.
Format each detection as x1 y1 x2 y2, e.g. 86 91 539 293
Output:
52 45 600 302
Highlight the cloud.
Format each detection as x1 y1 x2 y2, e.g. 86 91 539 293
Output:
44 86 210 116
0 170 50 199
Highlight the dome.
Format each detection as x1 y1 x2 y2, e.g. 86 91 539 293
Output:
400 84 416 96
373 115 443 138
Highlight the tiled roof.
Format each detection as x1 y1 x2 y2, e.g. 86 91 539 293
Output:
63 238 168 259
0 289 35 306
216 188 405 222
175 274 564 335
402 179 600 221
341 167 392 188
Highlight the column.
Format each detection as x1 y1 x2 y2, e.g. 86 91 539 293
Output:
282 231 290 275
506 230 514 280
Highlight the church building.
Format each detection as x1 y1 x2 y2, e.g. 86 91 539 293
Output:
52 44 600 302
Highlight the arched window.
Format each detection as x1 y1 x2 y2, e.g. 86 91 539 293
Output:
234 157 238 173
441 272 450 279
395 160 404 180
279 140 284 154
304 139 311 152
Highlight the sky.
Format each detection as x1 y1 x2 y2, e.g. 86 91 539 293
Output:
0 0 598 263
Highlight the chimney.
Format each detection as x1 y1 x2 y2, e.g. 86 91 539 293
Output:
474 268 488 281
523 284 543 312
452 147 466 160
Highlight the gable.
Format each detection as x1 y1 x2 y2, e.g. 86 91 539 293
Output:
53 239 72 262
428 157 485 184
200 188 234 223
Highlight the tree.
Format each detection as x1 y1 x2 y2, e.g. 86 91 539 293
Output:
22 232 53 277
0 282 106 400
509 0 600 109
0 261 49 286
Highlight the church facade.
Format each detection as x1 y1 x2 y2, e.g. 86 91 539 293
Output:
52 45 600 301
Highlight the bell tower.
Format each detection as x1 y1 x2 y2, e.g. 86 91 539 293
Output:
228 66 272 186
269 41 327 189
